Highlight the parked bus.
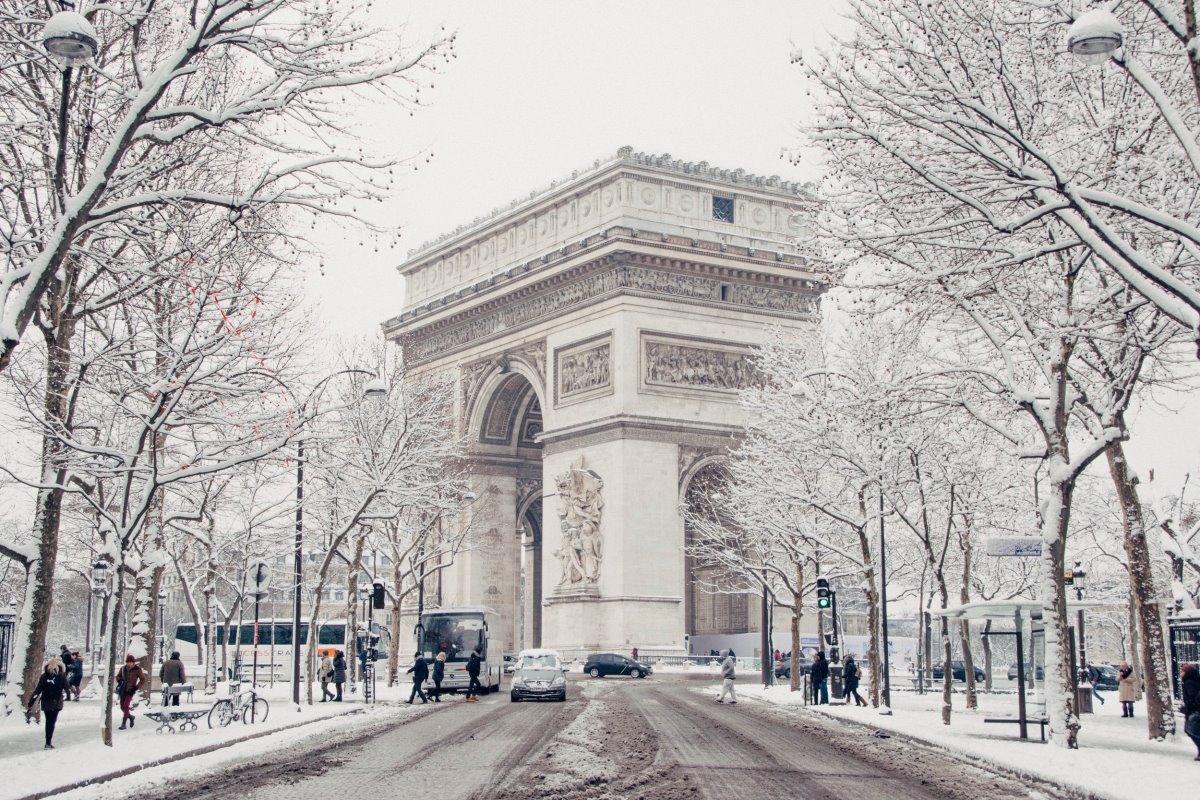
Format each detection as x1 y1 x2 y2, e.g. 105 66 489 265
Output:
417 607 502 694
174 618 388 682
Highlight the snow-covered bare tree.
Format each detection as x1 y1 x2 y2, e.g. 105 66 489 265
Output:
0 0 453 371
298 344 469 704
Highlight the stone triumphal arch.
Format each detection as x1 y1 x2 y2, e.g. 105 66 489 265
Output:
382 148 825 657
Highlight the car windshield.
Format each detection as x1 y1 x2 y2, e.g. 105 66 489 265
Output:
520 654 559 669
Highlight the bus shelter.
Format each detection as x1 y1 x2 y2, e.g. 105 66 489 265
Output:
932 599 1105 740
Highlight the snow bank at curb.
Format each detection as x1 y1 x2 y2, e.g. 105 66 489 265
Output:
718 683 1198 800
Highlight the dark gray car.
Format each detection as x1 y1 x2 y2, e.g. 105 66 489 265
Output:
510 650 567 702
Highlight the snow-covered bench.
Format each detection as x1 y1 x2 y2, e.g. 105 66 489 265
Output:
144 704 207 733
983 715 1049 741
160 683 195 705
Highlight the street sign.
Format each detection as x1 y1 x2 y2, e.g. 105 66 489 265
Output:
985 536 1043 557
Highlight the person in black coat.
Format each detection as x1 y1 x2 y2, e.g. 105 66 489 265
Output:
1181 663 1200 760
406 652 429 704
28 658 68 749
465 649 482 702
67 652 84 700
811 651 830 705
332 651 347 701
842 655 866 706
431 652 446 702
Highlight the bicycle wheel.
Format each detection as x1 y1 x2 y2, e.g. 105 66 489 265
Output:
242 696 269 724
208 700 234 728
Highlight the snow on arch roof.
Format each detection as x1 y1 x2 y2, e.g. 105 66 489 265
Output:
931 599 1111 621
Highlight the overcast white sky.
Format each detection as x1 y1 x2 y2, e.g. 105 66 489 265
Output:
301 0 1197 497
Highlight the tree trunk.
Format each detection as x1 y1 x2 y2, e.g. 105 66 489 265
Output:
940 615 953 725
346 534 365 695
857 527 881 707
1105 439 1175 740
100 552 128 747
982 618 993 691
960 534 977 709
1041 477 1080 748
790 560 802 692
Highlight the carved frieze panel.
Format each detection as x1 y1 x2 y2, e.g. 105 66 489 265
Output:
554 333 613 407
641 332 754 398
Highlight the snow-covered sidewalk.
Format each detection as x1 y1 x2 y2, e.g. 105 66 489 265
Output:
721 683 1197 800
1 683 429 800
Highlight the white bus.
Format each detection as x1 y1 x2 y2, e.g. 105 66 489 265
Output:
174 618 388 682
418 607 502 694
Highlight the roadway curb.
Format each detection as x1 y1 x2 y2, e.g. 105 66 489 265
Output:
777 699 1102 800
16 706 367 800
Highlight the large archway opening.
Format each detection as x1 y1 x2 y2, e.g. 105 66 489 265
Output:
683 462 758 654
472 370 544 654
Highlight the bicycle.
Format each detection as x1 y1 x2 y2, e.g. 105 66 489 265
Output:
207 681 269 728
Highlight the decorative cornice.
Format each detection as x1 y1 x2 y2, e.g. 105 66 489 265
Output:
539 414 741 456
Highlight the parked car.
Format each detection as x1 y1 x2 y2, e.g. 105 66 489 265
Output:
1005 663 1045 680
584 652 653 679
503 654 518 674
510 649 567 702
774 658 813 679
932 660 986 683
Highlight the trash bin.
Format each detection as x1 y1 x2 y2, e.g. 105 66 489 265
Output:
1075 685 1094 715
831 668 844 700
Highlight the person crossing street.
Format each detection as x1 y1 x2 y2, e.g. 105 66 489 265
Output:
464 649 482 702
406 652 430 704
717 649 737 704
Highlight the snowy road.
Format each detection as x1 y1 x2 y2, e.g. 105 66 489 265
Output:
170 676 1074 800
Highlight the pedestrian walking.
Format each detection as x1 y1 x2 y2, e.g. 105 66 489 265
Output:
631 647 639 662
465 649 482 702
59 645 73 671
114 654 146 729
406 652 430 704
1086 664 1106 706
159 651 187 706
319 655 335 702
1180 663 1200 761
27 658 68 749
432 652 446 702
811 651 830 705
716 649 738 704
843 655 866 707
67 652 83 700
332 650 347 701
1118 661 1140 718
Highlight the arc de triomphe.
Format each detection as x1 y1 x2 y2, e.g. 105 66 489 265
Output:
382 148 825 658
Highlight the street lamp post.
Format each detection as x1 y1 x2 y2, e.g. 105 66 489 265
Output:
0 605 17 690
157 591 167 662
879 482 892 713
1073 563 1088 674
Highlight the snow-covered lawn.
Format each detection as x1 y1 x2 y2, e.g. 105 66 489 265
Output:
720 682 1198 800
1 683 430 800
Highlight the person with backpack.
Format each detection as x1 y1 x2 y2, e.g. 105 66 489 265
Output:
27 658 68 749
464 649 482 702
406 652 430 704
114 654 146 729
432 652 446 702
842 655 866 706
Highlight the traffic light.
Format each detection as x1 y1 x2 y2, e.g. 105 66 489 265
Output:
816 577 831 609
372 581 386 609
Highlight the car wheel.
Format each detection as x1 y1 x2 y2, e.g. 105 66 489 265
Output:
588 667 601 678
558 693 566 702
510 693 519 702
630 668 642 679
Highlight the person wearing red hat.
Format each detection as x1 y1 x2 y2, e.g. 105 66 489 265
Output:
114 655 146 729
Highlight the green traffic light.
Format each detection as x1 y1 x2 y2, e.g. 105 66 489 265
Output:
817 598 830 608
